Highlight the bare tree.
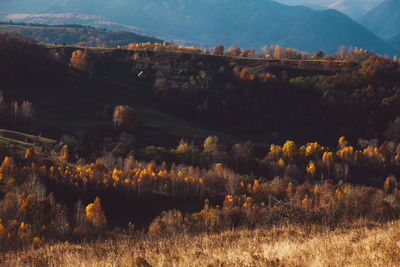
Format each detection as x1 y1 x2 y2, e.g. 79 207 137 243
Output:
11 101 18 122
20 100 34 128
0 95 9 121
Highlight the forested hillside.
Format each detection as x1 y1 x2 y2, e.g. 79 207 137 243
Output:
1 32 400 265
1 33 399 145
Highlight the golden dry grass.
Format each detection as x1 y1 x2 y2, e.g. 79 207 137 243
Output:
2 221 400 267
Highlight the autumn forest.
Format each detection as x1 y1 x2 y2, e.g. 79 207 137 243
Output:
1 30 400 266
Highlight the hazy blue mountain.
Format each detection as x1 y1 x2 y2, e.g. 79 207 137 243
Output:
387 34 400 50
275 0 384 19
358 0 400 39
0 0 395 54
302 4 328 11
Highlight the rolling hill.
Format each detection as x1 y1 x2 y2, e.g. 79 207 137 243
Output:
0 128 56 152
1 31 399 150
0 0 396 55
358 0 400 39
1 29 400 265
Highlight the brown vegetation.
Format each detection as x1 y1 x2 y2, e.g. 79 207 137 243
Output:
0 135 400 252
2 221 400 266
1 31 400 265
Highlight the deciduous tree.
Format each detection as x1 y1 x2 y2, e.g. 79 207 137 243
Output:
85 197 107 230
213 45 224 56
113 105 142 133
70 49 88 71
226 45 241 57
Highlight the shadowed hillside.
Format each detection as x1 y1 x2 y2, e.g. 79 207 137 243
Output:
1 32 399 148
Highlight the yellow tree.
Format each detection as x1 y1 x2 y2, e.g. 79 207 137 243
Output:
0 156 16 192
203 136 220 155
338 136 348 149
86 197 107 230
282 140 297 162
58 145 69 163
307 161 317 177
0 156 15 181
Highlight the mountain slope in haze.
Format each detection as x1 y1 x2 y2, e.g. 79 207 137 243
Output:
0 23 164 47
275 0 384 19
326 0 383 19
358 0 400 39
0 0 395 54
388 34 400 50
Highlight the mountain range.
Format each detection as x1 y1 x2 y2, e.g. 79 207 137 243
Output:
275 0 384 19
358 0 400 39
0 0 397 55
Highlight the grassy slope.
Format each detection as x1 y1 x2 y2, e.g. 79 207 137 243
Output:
0 129 56 151
2 221 400 266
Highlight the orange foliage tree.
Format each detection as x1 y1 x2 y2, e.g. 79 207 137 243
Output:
213 45 224 56
70 49 88 71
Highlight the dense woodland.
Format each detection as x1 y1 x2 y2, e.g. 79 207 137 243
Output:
1 32 400 250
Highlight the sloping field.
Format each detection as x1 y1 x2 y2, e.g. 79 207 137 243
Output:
0 129 56 151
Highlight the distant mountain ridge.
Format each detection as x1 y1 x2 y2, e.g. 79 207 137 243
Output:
0 0 396 55
358 0 400 39
275 0 384 19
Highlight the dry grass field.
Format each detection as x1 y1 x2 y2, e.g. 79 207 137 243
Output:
2 221 400 267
